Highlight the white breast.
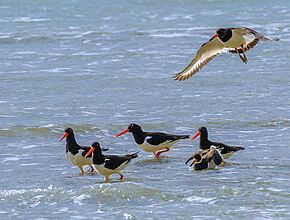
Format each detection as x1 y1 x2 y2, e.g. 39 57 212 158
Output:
138 139 179 153
66 150 92 167
93 161 129 176
208 160 217 169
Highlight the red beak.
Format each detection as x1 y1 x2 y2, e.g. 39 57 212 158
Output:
59 132 68 142
209 33 219 41
85 147 95 158
190 131 201 141
116 129 129 137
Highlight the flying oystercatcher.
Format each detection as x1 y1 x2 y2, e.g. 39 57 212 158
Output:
116 123 189 159
59 128 108 173
185 146 226 171
85 142 138 181
191 126 245 159
174 27 279 81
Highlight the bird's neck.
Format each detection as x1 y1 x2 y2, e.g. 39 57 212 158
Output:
92 147 105 164
66 134 80 153
199 133 210 149
132 129 145 144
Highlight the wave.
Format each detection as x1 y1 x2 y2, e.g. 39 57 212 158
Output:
0 124 102 137
0 33 54 44
1 118 289 138
207 119 290 128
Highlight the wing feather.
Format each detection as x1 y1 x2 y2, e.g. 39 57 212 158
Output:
229 38 260 53
174 38 228 81
234 27 279 41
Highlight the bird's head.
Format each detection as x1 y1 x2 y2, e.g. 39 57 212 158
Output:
116 123 142 137
59 127 74 142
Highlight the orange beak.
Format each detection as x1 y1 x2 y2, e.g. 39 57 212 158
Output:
190 131 201 141
193 158 197 164
116 129 129 137
210 33 219 41
59 132 68 142
85 147 95 158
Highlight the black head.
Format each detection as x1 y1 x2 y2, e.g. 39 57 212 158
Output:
193 153 202 163
91 142 100 148
116 123 142 138
64 128 74 134
84 142 101 158
216 29 227 37
198 126 208 134
91 141 102 155
59 127 74 142
216 28 232 42
127 123 142 133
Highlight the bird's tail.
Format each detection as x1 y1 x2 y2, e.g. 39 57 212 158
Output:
125 152 139 159
178 135 190 140
230 146 245 151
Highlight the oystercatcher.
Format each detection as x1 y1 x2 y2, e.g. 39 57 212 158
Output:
59 128 108 173
174 27 279 81
191 126 244 159
85 142 138 181
116 123 189 158
185 146 226 171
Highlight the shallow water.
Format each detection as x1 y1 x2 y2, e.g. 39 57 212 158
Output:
1 0 290 219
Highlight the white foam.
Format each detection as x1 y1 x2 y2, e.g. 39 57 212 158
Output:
73 194 91 205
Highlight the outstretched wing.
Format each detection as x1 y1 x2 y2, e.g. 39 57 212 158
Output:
207 146 223 165
174 37 228 81
234 27 280 41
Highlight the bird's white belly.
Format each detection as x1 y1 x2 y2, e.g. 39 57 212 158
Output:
93 162 129 176
208 160 217 169
138 140 179 153
66 151 92 167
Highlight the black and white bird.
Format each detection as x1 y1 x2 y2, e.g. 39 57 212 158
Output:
116 123 189 159
185 146 226 171
174 27 279 81
191 126 244 159
85 142 138 181
59 128 108 173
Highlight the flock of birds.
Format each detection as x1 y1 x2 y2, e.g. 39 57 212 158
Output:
59 27 279 181
59 125 244 181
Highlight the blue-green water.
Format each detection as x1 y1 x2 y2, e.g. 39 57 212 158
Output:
1 0 290 219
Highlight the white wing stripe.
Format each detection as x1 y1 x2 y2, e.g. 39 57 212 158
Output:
174 38 228 81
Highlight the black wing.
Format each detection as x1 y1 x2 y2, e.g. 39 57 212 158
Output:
211 142 245 154
103 155 133 170
145 132 189 146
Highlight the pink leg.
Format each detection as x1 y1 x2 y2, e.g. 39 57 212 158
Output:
155 147 170 159
119 173 124 180
90 165 94 173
